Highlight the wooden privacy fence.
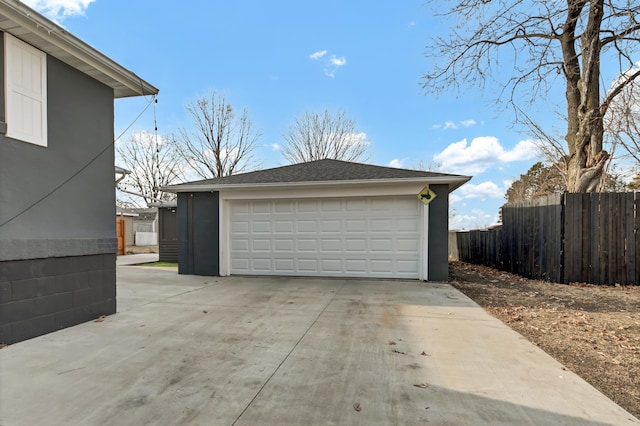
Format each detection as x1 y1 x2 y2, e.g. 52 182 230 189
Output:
455 192 640 285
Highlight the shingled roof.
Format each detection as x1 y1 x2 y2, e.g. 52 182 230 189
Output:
166 159 470 192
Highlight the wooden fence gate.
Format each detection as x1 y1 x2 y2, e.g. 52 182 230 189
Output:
116 218 125 255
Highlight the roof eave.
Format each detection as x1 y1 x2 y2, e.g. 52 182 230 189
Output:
0 0 158 98
164 175 472 193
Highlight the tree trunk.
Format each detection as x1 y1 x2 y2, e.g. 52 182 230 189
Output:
564 0 609 192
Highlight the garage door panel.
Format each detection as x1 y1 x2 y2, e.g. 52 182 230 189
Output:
252 258 272 271
252 239 271 251
397 218 420 232
274 239 294 251
274 201 294 213
321 200 341 211
297 239 317 251
297 258 318 272
229 197 421 278
321 220 341 232
346 199 367 211
232 221 250 233
297 200 317 212
370 199 389 210
231 258 250 271
275 221 294 232
274 259 294 272
371 259 393 273
397 260 419 273
345 219 367 232
345 259 367 274
231 239 249 251
371 238 393 252
346 239 367 252
397 238 419 252
251 201 271 214
321 259 342 272
252 221 271 233
370 218 392 231
321 239 341 251
297 221 317 233
231 202 250 214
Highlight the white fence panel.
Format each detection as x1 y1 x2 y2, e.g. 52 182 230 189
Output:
135 232 158 246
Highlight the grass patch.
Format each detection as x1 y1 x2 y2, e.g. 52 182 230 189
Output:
138 262 178 268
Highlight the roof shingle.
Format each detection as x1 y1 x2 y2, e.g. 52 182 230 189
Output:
172 159 467 187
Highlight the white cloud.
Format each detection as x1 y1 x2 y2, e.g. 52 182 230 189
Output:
449 194 462 204
408 21 416 27
24 0 95 22
388 159 404 168
131 130 166 146
309 50 347 77
338 132 369 147
329 56 346 66
500 139 540 162
450 209 499 230
325 55 347 77
270 143 281 151
458 181 505 200
309 50 327 60
203 147 239 161
433 119 477 130
434 136 539 174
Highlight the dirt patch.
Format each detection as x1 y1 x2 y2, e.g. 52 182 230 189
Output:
126 245 158 254
448 261 640 419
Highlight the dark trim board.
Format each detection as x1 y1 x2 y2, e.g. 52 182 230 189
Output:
158 206 178 263
0 254 116 344
427 184 450 282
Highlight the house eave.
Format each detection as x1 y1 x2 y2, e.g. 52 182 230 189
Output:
0 0 158 98
164 175 471 194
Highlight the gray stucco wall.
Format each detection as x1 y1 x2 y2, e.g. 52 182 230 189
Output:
0 32 117 343
0 36 116 259
427 184 450 282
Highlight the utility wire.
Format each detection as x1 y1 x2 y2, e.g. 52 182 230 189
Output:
0 95 157 229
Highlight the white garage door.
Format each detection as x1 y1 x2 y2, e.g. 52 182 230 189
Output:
228 196 422 278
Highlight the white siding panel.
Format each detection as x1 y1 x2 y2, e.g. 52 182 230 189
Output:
229 196 421 278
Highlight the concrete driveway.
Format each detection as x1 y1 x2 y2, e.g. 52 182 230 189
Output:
1 263 638 425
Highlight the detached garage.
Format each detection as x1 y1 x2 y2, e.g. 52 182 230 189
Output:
165 159 470 281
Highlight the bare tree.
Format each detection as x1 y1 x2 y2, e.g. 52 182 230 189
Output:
281 109 370 163
423 0 640 193
605 72 640 165
176 91 261 179
115 131 185 207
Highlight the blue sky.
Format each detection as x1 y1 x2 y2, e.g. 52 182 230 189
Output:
25 0 549 229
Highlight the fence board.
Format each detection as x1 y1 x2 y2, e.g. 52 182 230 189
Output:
635 193 640 285
570 194 579 282
589 193 600 284
580 194 591 283
623 194 633 285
